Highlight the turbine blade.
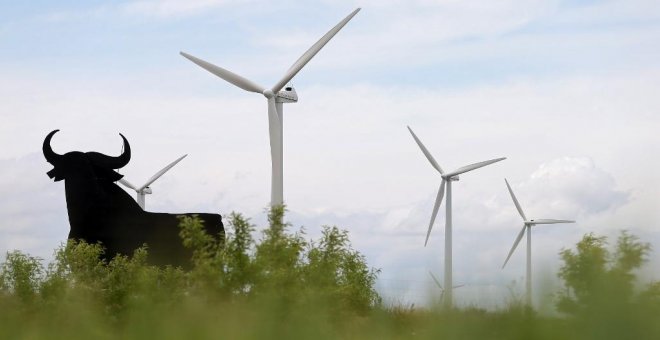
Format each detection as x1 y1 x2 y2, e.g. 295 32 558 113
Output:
453 284 465 289
445 157 506 177
505 178 527 221
429 271 443 289
138 154 188 191
407 126 444 174
271 8 360 93
502 225 527 269
533 219 576 224
118 178 138 191
425 180 445 247
180 52 266 94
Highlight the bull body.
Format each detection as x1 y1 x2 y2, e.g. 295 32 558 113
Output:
43 130 223 268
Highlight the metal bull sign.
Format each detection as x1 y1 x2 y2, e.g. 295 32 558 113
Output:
43 130 223 267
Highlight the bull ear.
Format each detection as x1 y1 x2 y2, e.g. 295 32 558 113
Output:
46 168 65 181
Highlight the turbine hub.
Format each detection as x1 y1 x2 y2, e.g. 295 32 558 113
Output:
263 89 274 98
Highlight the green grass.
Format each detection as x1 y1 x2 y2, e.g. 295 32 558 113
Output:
1 207 658 339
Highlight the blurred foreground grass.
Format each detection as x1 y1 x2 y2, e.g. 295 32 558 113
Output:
1 207 658 339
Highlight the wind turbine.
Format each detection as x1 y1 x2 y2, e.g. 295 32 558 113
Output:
501 178 575 306
429 271 464 303
180 8 360 206
119 154 187 209
407 126 506 309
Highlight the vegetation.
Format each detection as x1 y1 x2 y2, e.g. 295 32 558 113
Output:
0 209 658 339
555 231 660 339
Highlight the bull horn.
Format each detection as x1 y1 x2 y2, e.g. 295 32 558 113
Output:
87 133 131 169
116 133 131 168
43 129 62 164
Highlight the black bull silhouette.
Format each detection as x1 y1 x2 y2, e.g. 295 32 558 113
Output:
43 130 224 267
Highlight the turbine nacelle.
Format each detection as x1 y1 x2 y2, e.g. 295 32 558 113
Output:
276 86 298 103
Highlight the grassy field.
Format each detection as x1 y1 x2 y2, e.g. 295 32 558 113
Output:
1 208 658 339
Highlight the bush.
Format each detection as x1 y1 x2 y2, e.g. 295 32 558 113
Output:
0 206 382 338
178 205 381 315
2 212 660 339
556 231 658 339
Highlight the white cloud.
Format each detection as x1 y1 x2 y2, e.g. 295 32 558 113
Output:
515 157 628 218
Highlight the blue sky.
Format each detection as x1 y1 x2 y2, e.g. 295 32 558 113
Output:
4 0 658 86
1 0 659 308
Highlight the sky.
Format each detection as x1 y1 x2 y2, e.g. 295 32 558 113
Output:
1 0 659 309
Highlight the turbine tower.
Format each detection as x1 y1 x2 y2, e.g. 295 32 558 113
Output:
408 126 506 309
501 178 575 306
119 154 187 209
180 8 360 206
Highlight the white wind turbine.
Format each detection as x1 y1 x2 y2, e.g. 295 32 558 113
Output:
408 126 506 309
180 8 360 206
429 271 464 304
119 154 187 209
501 178 575 306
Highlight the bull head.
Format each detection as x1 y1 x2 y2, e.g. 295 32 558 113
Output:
43 129 131 182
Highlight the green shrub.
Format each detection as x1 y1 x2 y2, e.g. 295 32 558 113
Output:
556 231 658 339
1 251 43 305
2 210 659 339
